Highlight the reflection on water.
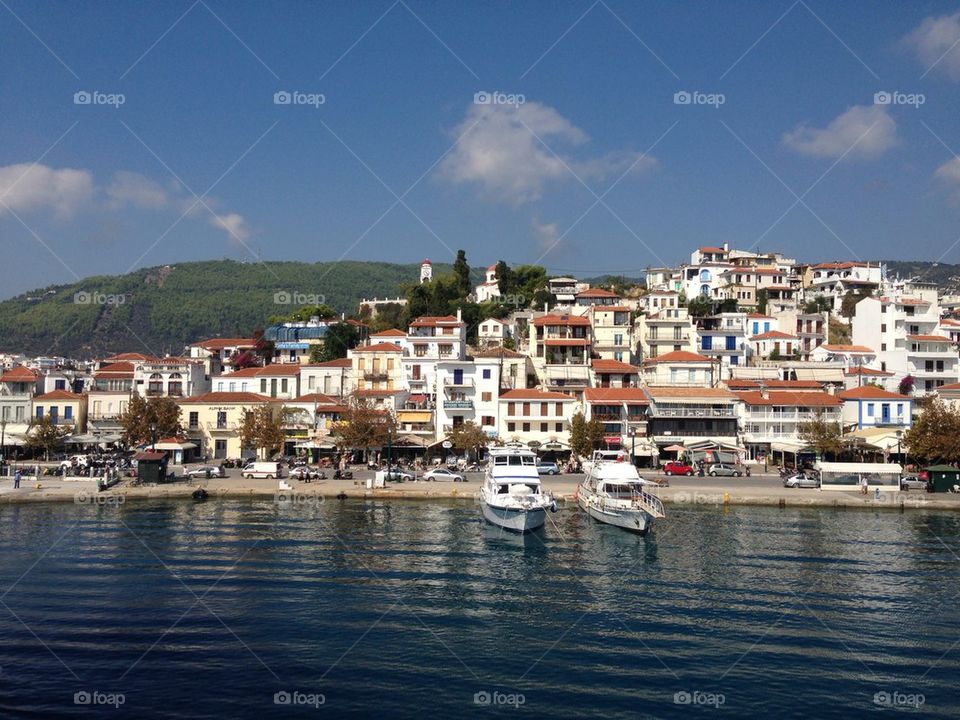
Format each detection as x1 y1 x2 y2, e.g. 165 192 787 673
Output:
0 499 958 719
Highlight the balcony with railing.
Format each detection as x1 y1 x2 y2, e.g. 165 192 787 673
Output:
646 332 690 343
364 371 390 381
651 405 736 418
443 377 474 387
206 421 239 432
443 400 474 410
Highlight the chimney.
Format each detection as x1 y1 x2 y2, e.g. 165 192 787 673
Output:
544 302 548 313
456 307 462 323
759 385 769 400
723 242 729 252
825 383 837 396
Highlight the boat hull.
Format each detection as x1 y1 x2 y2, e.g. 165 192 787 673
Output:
481 500 546 533
578 494 653 535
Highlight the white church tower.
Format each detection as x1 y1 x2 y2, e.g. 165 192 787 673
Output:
420 258 432 283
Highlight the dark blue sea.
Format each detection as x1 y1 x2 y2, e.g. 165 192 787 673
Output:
0 498 958 718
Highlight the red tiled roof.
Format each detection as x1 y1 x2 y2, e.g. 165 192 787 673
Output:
907 334 950 342
699 246 726 253
751 330 796 340
354 389 399 396
591 359 639 373
409 315 461 328
838 386 911 401
191 338 255 350
0 366 38 383
102 352 158 363
584 387 649 404
643 350 714 364
473 347 525 359
544 338 590 347
352 343 403 353
93 361 135 378
293 392 340 404
645 386 735 399
500 389 575 401
372 329 406 337
33 390 81 401
734 391 841 407
592 305 631 312
726 379 823 389
576 288 620 298
820 344 874 353
844 367 894 377
306 358 352 368
224 364 301 377
532 314 591 327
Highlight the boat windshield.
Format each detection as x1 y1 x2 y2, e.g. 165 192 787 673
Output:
493 455 536 466
600 482 642 499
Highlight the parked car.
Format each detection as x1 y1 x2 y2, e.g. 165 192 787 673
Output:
241 461 283 479
663 461 694 476
422 467 465 482
708 463 743 477
536 461 560 475
900 475 928 491
186 465 226 479
383 467 415 482
289 466 322 481
783 473 819 488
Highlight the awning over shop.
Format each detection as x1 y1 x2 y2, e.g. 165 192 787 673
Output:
770 440 807 454
152 441 197 450
295 439 336 449
397 411 432 423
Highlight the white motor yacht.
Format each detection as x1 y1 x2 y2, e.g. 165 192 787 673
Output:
577 452 665 535
480 446 557 533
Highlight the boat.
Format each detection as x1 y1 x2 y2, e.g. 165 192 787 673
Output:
480 446 557 533
577 452 665 535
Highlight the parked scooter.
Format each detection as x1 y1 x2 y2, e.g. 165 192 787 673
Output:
333 469 353 480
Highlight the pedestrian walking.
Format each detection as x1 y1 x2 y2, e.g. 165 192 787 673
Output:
14 469 21 489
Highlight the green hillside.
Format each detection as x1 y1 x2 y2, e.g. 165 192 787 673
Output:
0 260 460 358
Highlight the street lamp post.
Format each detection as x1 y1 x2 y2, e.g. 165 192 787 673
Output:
896 429 903 468
630 429 636 468
149 422 157 453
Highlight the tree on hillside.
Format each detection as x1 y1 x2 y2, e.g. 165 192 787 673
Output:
904 398 960 464
26 416 69 460
798 411 843 460
495 261 515 296
453 250 471 298
840 290 872 319
120 394 183 446
331 395 397 461
804 296 831 314
448 421 488 460
367 302 406 333
239 405 287 460
310 322 359 363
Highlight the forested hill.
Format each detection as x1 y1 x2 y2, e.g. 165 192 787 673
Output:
0 260 457 358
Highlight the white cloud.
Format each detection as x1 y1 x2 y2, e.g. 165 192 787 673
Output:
439 101 656 203
532 218 560 252
0 163 94 217
782 105 898 160
207 212 251 242
904 11 960 79
106 171 170 209
935 156 960 202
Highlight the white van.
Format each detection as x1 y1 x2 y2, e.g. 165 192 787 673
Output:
241 461 284 479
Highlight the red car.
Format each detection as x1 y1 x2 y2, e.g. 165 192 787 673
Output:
663 461 694 476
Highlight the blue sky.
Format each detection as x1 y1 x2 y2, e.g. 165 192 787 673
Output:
2 0 960 297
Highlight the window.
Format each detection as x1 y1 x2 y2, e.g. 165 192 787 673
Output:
482 415 495 426
281 379 288 393
701 336 712 350
540 423 548 432
508 422 516 432
260 379 267 393
507 402 515 415
726 336 736 350
555 423 563 432
688 369 696 383
523 403 530 416
189 412 199 430
540 402 548 415
482 369 491 379
36 407 43 418
481 392 492 402
55 379 65 390
522 422 530 432
64 406 73 420
866 403 874 417
217 411 227 429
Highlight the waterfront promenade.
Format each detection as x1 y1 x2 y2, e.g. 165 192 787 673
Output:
0 468 955 511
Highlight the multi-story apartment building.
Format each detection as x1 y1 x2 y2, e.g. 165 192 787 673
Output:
498 389 577 448
590 304 633 362
134 356 209 399
853 295 959 394
212 364 302 399
734 388 842 462
590 359 640 388
393 314 467 403
32 390 87 432
87 361 134 438
637 306 696 361
695 312 748 375
0 366 38 444
179 391 274 460
435 360 481 436
301 358 352 397
351 343 404 393
838 386 912 430
641 351 716 387
188 338 256 377
583 387 655 465
530 313 592 396
644 386 740 451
